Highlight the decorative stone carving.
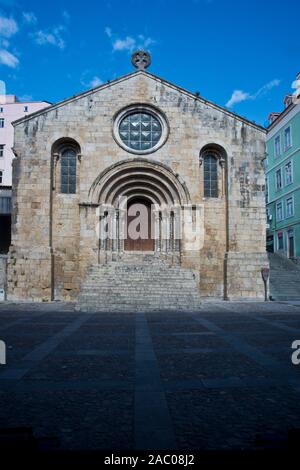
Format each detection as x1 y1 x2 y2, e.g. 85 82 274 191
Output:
131 50 151 70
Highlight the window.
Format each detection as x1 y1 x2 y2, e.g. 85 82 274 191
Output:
274 135 281 157
286 196 294 218
0 118 4 128
275 168 282 190
284 161 293 185
61 149 76 194
119 112 162 151
0 107 3 113
276 201 283 221
0 170 3 184
24 106 28 112
114 105 168 155
203 154 218 198
0 144 4 157
284 126 291 149
277 232 284 250
0 196 11 214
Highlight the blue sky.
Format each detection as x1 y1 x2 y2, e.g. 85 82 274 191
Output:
0 0 299 125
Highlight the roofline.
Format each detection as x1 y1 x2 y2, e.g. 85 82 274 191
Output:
144 71 266 132
20 100 52 104
267 101 297 131
2 100 52 104
12 70 266 132
12 71 139 126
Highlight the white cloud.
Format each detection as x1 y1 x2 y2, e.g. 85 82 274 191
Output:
33 26 65 49
0 16 18 38
62 10 70 22
226 79 281 108
0 16 19 68
22 12 37 25
105 28 156 52
105 26 112 38
226 90 250 108
113 36 136 52
0 48 19 67
253 79 281 98
0 79 6 96
30 11 69 49
18 94 33 101
0 38 9 48
137 34 155 48
87 76 103 88
112 34 155 52
81 73 103 89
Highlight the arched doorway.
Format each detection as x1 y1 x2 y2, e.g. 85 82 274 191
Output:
124 197 154 251
89 158 191 262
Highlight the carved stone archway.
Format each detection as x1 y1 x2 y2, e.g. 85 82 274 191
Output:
89 158 191 263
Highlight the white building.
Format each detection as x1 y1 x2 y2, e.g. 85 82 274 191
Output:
0 95 51 186
0 95 51 253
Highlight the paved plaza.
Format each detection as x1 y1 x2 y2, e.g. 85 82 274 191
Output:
0 301 300 451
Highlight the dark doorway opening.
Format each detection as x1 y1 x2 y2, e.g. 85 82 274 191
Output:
266 235 274 253
288 230 294 258
0 215 11 253
124 197 154 251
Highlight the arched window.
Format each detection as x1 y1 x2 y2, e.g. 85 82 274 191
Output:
61 149 77 194
203 154 218 198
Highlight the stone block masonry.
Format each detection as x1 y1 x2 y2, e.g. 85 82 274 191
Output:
6 67 268 303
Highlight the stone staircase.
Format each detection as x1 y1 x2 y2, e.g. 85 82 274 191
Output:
269 253 300 301
78 253 202 312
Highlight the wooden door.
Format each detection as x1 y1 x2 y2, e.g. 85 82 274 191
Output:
124 198 154 251
288 233 294 258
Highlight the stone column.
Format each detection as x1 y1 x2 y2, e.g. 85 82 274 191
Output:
174 207 181 254
153 210 161 252
161 209 169 254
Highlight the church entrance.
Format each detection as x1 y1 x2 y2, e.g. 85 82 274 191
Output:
124 197 154 251
94 159 190 262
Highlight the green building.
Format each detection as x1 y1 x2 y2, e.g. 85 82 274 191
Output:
266 73 300 260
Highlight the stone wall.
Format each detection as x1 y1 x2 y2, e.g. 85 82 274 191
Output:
7 71 267 301
225 252 269 300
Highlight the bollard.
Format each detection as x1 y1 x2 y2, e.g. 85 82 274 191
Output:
261 267 270 302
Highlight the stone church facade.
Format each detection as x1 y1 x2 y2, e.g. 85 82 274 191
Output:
7 54 268 303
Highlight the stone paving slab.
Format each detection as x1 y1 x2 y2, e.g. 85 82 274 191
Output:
55 333 135 352
148 323 210 334
236 331 298 348
151 333 229 350
158 351 274 380
3 323 68 335
23 355 135 382
0 300 299 450
0 390 133 450
166 386 300 449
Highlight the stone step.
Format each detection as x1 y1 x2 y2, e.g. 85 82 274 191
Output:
269 253 300 301
78 257 201 312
